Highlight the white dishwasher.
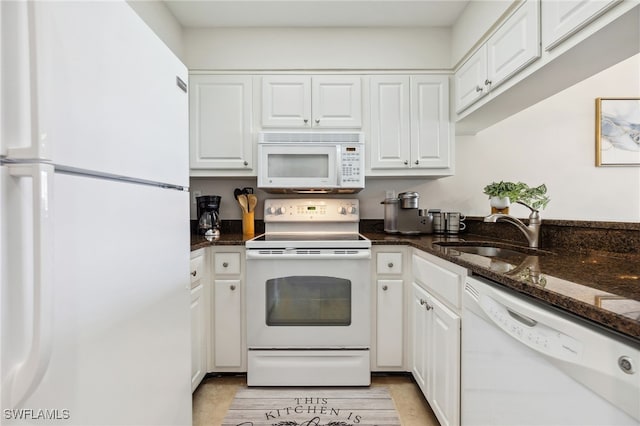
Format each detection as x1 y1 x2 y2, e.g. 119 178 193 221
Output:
462 276 640 426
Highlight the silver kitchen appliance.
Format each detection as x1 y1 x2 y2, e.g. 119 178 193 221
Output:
245 198 371 386
397 191 421 234
381 194 399 233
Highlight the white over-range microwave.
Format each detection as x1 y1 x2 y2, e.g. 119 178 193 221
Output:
257 131 365 194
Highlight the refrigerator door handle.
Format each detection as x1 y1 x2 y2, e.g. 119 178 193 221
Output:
2 1 50 160
5 163 54 408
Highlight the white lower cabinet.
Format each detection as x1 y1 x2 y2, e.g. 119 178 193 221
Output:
376 279 404 368
411 250 464 426
209 248 246 372
411 283 461 426
372 248 406 371
190 249 207 391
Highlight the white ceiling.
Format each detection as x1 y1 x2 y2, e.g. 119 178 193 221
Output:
164 0 470 28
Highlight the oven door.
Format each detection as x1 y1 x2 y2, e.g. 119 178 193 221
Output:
246 249 370 348
258 144 339 190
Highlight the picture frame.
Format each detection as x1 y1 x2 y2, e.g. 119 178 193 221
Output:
595 97 640 166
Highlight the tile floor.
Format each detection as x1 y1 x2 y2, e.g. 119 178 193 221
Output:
192 373 439 426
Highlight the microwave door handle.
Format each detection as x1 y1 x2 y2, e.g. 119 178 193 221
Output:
336 145 342 185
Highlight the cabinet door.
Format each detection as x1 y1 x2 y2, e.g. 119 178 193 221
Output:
429 295 461 426
454 45 487 113
487 0 540 88
312 76 362 128
542 0 620 50
262 75 311 128
213 279 242 368
190 283 206 391
376 279 404 368
189 75 253 171
410 282 430 393
410 75 450 169
369 76 411 169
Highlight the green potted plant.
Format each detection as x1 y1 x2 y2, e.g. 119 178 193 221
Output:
483 181 550 213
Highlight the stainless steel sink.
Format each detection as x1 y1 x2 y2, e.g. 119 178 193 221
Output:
433 241 552 258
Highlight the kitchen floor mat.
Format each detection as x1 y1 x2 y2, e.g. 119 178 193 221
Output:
221 386 401 426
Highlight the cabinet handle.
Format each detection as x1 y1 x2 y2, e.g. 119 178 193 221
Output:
404 160 409 165
387 262 394 268
315 119 320 124
382 285 388 291
230 284 236 291
425 301 433 311
243 161 248 166
303 119 308 124
414 160 419 165
485 79 492 86
222 262 229 268
475 86 483 93
420 299 426 306
191 270 197 277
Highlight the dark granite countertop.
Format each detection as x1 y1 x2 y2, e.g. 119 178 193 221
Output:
190 230 640 342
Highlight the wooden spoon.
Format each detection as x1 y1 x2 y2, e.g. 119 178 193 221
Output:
247 194 258 213
237 194 248 214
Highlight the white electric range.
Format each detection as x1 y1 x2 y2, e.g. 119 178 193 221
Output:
245 198 371 386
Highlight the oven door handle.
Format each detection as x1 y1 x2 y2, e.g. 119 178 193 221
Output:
246 250 371 260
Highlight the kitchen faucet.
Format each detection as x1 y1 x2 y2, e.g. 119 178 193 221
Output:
484 202 541 248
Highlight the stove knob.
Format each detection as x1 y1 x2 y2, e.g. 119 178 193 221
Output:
266 205 285 215
338 205 357 215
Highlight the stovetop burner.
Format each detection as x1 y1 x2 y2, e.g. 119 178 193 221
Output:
246 232 371 249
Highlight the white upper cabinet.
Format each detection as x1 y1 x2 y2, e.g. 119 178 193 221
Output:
369 76 411 169
487 0 541 88
369 75 451 175
454 46 488 114
189 75 253 174
410 75 451 169
262 75 362 128
455 0 540 113
542 0 621 50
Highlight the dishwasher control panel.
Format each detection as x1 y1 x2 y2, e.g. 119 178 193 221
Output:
481 295 584 361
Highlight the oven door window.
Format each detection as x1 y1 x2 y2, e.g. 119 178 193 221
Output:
265 276 351 326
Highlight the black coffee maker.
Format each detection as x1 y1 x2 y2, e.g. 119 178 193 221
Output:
196 195 221 236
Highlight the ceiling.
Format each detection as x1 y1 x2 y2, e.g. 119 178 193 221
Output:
163 0 470 28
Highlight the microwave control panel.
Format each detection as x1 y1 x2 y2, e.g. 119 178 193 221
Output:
340 145 364 186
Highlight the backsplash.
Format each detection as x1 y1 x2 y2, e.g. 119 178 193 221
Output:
194 217 639 255
360 218 640 255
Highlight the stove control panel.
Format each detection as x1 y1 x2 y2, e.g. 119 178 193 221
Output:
264 198 359 222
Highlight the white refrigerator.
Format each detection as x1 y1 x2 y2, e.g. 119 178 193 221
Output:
1 1 192 424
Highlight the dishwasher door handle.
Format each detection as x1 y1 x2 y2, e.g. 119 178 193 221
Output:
507 308 538 327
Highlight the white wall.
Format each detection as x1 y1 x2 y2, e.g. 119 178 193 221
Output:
191 54 640 223
127 0 184 60
184 27 451 70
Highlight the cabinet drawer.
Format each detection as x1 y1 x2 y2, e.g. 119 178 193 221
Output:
190 255 204 287
377 252 403 274
412 253 464 310
214 252 241 275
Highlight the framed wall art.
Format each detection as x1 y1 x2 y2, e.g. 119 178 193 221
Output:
595 97 640 166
